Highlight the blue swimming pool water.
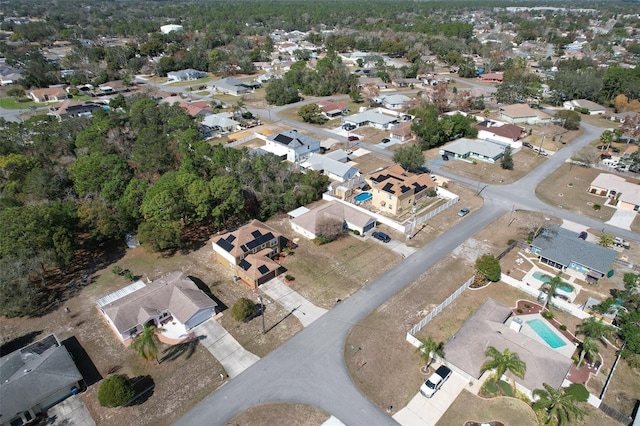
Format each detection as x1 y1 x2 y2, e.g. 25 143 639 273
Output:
532 272 573 292
527 319 566 348
354 192 372 202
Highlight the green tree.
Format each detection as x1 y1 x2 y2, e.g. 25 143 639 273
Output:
349 90 363 103
265 79 301 106
480 346 526 394
98 375 136 408
501 147 514 170
130 323 165 364
599 233 615 247
533 383 585 426
554 110 581 130
392 145 425 172
576 337 598 368
541 272 564 311
415 337 444 371
231 298 256 322
297 104 326 124
577 317 614 345
475 254 501 282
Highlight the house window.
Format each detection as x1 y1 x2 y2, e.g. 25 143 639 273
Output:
129 326 138 337
260 243 266 250
270 239 277 247
635 205 639 212
388 194 392 200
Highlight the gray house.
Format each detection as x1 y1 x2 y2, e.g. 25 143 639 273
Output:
167 69 208 82
0 335 83 426
439 138 508 164
209 78 261 96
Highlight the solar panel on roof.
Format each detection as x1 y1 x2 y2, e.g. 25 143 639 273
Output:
245 232 275 250
227 235 236 243
239 259 251 271
258 265 270 274
251 230 262 238
216 238 235 252
400 185 410 193
274 134 293 144
382 182 395 193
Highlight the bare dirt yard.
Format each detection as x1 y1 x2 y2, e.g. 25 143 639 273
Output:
437 391 538 426
226 403 329 426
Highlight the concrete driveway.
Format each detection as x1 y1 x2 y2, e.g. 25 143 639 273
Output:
192 320 260 378
369 235 417 258
393 370 468 426
45 394 95 426
260 277 327 327
606 208 636 230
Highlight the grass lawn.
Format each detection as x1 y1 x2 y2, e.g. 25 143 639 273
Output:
437 390 537 426
0 97 37 109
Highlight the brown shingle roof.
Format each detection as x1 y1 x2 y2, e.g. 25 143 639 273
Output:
367 164 435 196
477 122 524 141
499 104 551 120
291 200 375 235
214 219 281 258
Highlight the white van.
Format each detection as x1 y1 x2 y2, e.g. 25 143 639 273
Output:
602 159 619 167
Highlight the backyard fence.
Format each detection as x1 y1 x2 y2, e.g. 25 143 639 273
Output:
405 195 459 236
496 240 528 260
223 132 265 148
406 275 475 346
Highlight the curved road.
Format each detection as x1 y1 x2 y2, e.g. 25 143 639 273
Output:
176 100 638 424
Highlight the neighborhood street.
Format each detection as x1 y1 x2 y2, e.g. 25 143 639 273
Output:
176 105 636 424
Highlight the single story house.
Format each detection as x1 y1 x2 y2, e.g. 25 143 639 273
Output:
531 226 617 281
318 100 348 118
178 99 214 117
444 299 573 396
440 138 509 164
29 87 68 103
365 164 437 216
167 69 207 83
499 104 552 125
0 334 83 426
377 94 412 110
476 120 524 146
389 122 414 142
290 200 376 239
611 111 640 124
480 72 504 83
208 78 261 96
0 65 22 86
588 173 640 212
263 129 321 162
161 24 183 34
97 272 218 342
48 101 102 120
201 113 240 133
299 151 359 182
563 99 607 115
211 219 284 288
357 77 387 90
342 109 399 130
391 78 421 88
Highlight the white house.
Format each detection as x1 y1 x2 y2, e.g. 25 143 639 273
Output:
376 94 412 110
167 69 207 82
299 151 359 182
440 138 509 164
290 200 376 239
208 78 261 96
263 129 321 162
343 109 399 130
499 104 553 125
161 24 183 34
201 113 240 133
563 99 607 115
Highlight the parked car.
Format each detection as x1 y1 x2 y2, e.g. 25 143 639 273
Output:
348 135 360 141
381 138 391 144
372 231 391 243
578 231 588 240
523 142 533 149
458 208 470 217
342 123 356 131
419 365 452 398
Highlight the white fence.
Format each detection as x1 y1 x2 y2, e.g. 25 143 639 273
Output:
224 132 266 148
406 194 459 235
406 276 475 347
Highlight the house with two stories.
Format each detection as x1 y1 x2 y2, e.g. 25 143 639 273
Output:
563 99 607 115
530 226 617 282
29 87 68 103
365 164 437 216
440 138 509 164
96 272 218 343
299 150 359 182
167 69 207 83
0 334 83 426
588 173 640 212
289 200 376 239
211 220 284 288
262 129 321 162
499 104 552 125
208 78 261 96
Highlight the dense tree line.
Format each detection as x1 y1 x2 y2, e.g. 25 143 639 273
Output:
0 98 328 317
409 104 478 150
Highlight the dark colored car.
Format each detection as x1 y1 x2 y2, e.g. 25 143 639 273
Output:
523 142 533 149
348 135 360 141
381 138 391 144
372 231 391 243
441 154 449 161
578 231 588 240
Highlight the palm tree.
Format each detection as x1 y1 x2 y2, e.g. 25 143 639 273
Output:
533 383 585 425
131 323 165 364
415 337 444 372
541 272 564 311
480 346 526 394
577 337 599 368
577 317 615 345
599 233 615 247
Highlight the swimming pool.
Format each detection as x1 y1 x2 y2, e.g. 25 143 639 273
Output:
532 271 573 292
527 318 566 348
354 192 372 202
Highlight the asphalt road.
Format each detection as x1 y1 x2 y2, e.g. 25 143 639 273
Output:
176 105 638 423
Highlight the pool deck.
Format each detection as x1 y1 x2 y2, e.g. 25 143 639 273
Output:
521 265 582 303
507 314 576 358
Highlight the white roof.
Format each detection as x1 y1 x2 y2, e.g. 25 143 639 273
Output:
288 206 310 218
96 280 146 308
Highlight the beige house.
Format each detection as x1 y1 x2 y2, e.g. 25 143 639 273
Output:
588 173 640 211
499 104 552 125
365 164 436 216
389 122 414 142
211 220 284 288
29 87 68 103
290 200 377 239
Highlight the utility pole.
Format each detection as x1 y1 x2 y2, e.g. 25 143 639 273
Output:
257 295 266 334
538 133 546 156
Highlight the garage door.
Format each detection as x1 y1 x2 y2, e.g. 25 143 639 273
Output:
185 308 213 329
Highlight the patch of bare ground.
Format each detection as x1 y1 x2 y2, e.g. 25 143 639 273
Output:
350 151 394 174
600 353 640 418
226 403 330 426
436 390 537 426
573 402 627 426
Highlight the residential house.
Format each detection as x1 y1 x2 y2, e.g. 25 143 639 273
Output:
161 24 183 34
377 94 412 110
611 111 640 124
391 78 421 88
0 65 22 86
177 99 213 117
476 120 524 146
201 113 240 134
208 77 261 96
29 87 68 103
342 109 399 130
563 99 607 115
0 334 83 426
365 164 437 216
480 72 504 83
167 69 208 83
263 129 321 162
290 200 376 239
440 138 509 164
588 173 640 212
499 104 552 125
444 298 574 397
96 80 129 96
48 101 103 120
531 226 617 282
318 100 348 118
357 76 387 90
389 122 414 142
299 151 360 182
211 220 284 288
96 272 218 342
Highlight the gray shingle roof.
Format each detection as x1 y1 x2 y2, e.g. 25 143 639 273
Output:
443 138 508 159
531 227 617 275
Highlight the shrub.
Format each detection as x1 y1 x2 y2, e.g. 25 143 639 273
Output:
352 230 360 236
593 204 601 211
123 270 134 281
98 374 135 407
542 310 554 319
112 265 123 275
565 383 589 402
560 324 567 331
285 274 295 281
517 308 523 314
524 303 531 309
231 298 256 322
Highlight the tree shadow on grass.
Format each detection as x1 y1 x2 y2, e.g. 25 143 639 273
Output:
127 375 155 406
160 337 202 363
0 330 42 356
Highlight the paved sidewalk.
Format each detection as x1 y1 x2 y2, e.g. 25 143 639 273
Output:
193 320 260 378
260 278 328 327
